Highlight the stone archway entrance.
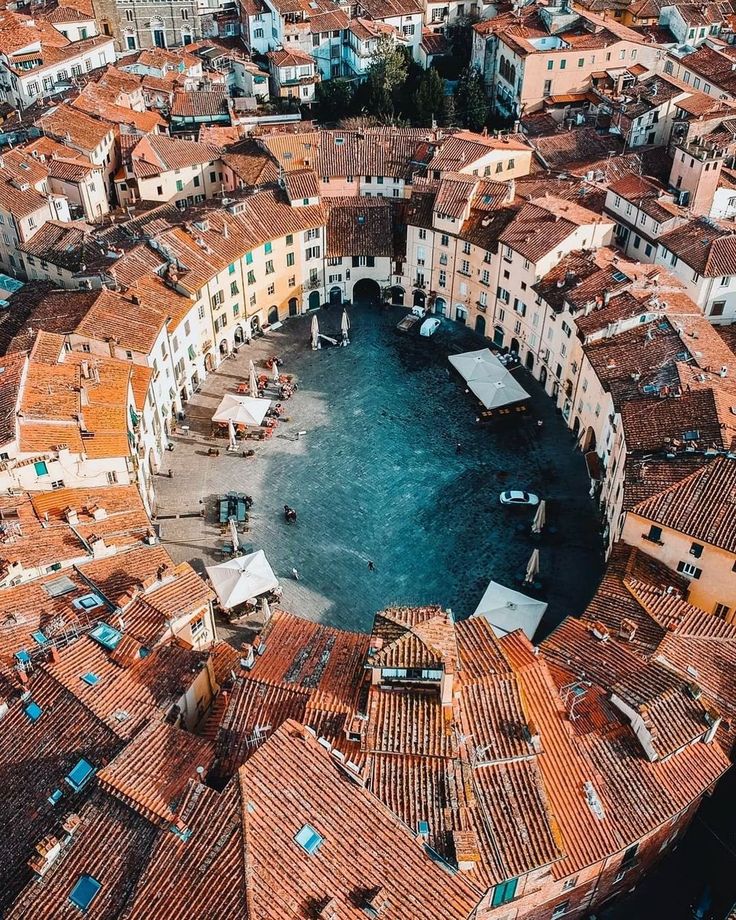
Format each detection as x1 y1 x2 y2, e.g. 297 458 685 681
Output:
413 289 426 309
581 426 597 453
353 278 381 304
268 305 279 324
308 290 321 310
288 297 299 317
330 286 342 306
493 324 503 347
475 315 486 336
391 285 405 305
510 338 520 356
234 325 245 344
219 339 229 355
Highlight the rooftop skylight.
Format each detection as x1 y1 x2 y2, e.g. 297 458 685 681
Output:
89 623 122 650
68 875 101 912
294 824 323 855
65 758 95 792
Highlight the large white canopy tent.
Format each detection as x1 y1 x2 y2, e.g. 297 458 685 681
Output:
448 349 530 410
206 550 278 610
471 580 547 641
212 393 271 427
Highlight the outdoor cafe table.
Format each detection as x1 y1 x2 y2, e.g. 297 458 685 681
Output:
218 493 248 523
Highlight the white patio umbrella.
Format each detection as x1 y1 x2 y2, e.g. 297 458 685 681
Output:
227 418 238 452
206 550 278 610
311 313 320 350
341 308 350 344
524 549 540 585
228 516 239 553
471 580 547 640
261 596 272 623
249 360 258 396
531 500 546 535
212 393 270 427
272 359 280 384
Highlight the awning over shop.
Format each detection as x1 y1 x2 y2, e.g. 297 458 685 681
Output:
448 349 530 410
471 580 547 641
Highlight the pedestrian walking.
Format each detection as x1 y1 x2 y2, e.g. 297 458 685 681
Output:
537 419 544 432
168 468 173 478
291 567 300 580
368 560 375 572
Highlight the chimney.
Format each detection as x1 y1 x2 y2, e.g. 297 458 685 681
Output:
49 647 61 664
590 621 610 642
62 813 81 835
28 835 62 876
65 507 79 526
317 898 338 920
363 888 391 917
416 820 430 844
619 618 638 641
451 829 481 872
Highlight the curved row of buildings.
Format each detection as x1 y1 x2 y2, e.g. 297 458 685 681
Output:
0 122 734 918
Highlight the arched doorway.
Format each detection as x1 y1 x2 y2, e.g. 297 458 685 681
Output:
330 286 342 306
539 366 548 387
433 297 446 316
288 297 299 317
308 290 320 310
475 315 486 336
251 315 261 333
219 339 229 355
581 426 597 452
455 305 467 324
493 325 503 347
234 325 244 344
510 338 520 356
391 285 405 305
413 289 426 309
353 278 381 304
205 351 215 372
525 351 534 371
268 305 279 324
572 416 581 440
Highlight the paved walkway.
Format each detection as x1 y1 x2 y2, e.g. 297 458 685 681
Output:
155 304 603 639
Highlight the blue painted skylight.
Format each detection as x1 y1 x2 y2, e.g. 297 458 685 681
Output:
24 701 42 721
81 672 100 687
294 824 323 855
89 623 122 650
68 875 101 911
65 758 95 792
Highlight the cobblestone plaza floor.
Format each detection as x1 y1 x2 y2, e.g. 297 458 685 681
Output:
155 304 604 638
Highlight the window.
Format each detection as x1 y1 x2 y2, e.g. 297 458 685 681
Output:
438 270 447 287
69 876 102 911
714 603 730 619
560 59 566 70
552 903 570 919
440 234 449 246
34 460 49 477
622 843 638 866
677 561 701 579
712 299 726 318
689 542 703 558
491 878 518 907
264 241 272 254
544 79 552 95
265 260 274 274
578 57 584 67
295 824 323 855
182 7 189 18
645 524 663 543
562 877 578 892
547 60 554 70
462 241 471 255
497 286 510 303
126 9 134 20
230 281 239 296
247 270 255 285
176 179 183 192
418 228 426 240
267 283 275 295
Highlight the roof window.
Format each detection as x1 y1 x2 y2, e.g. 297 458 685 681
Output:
65 758 95 792
48 788 63 805
73 593 103 611
69 875 101 911
24 701 42 721
32 630 47 645
89 623 122 650
294 824 323 855
81 672 100 686
44 575 76 597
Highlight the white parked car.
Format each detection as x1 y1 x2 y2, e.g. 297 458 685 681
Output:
499 490 539 506
420 317 441 337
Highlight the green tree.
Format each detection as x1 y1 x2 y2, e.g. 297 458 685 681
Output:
365 36 409 119
315 79 355 123
412 68 448 127
454 65 488 132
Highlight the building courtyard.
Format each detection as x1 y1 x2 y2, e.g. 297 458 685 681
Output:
155 303 604 638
